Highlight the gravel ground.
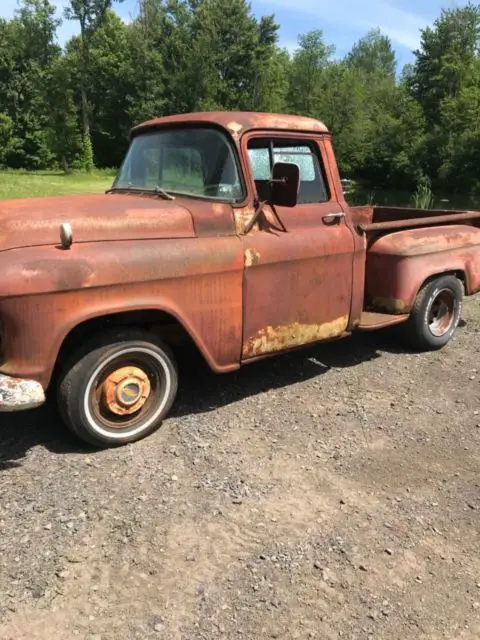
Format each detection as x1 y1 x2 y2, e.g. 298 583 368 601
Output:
0 296 479 640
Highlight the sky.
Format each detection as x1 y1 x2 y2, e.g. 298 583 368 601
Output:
0 0 469 70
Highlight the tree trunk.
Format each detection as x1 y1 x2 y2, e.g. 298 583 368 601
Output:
80 79 90 138
61 154 71 174
79 21 94 172
80 22 90 139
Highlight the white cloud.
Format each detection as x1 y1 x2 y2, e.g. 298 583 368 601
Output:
259 0 429 50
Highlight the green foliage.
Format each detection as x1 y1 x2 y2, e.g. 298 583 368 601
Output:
0 0 479 201
45 55 82 172
407 4 480 192
410 4 480 128
123 0 166 125
287 30 335 115
411 176 434 209
81 132 95 172
347 28 396 79
316 61 370 175
65 0 125 173
0 1 59 169
0 113 21 167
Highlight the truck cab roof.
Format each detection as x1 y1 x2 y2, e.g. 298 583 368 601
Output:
130 111 330 139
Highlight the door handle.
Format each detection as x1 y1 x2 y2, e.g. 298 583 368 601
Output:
322 212 345 224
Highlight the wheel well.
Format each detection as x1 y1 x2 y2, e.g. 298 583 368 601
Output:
53 310 200 379
419 270 467 296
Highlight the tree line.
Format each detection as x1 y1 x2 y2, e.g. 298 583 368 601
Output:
1 0 479 194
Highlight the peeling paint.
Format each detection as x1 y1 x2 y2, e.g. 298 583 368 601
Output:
243 316 349 358
234 206 256 235
0 374 45 411
244 248 260 267
227 121 244 139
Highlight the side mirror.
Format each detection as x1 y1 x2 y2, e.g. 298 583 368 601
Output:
270 162 300 208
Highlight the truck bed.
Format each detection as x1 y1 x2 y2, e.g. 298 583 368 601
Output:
350 205 480 234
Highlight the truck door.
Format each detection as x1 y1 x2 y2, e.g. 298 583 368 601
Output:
241 134 355 359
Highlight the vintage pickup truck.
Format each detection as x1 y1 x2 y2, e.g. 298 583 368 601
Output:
1 111 479 447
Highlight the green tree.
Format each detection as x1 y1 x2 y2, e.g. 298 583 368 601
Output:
410 4 480 126
88 10 131 166
347 28 396 79
437 57 480 192
251 16 289 112
0 1 60 169
287 30 334 115
409 4 480 188
0 113 22 167
45 55 82 172
124 0 166 125
185 0 273 110
65 0 125 170
359 83 426 187
316 61 369 175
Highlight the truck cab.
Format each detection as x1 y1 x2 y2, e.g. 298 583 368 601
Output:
0 111 479 448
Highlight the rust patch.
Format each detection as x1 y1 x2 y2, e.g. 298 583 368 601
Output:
0 194 195 252
244 248 260 267
234 206 256 235
243 316 349 358
368 224 480 257
102 366 151 416
234 205 279 235
372 297 409 314
227 121 244 140
131 112 329 140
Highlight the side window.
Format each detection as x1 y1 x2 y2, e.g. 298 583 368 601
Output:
273 146 316 182
247 139 329 204
249 147 271 181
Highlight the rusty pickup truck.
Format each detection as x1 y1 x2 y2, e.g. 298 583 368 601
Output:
1 111 479 447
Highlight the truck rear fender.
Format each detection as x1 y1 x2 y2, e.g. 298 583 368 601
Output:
365 224 480 313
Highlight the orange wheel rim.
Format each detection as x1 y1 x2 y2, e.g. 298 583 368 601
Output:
101 366 151 416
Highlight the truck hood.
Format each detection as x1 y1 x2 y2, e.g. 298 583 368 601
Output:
0 193 196 251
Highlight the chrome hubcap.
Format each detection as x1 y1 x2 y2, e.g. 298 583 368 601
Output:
428 289 456 337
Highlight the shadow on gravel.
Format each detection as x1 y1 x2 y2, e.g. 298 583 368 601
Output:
0 402 86 470
172 329 386 418
0 322 467 468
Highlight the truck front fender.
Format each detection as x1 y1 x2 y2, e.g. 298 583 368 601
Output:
0 237 244 388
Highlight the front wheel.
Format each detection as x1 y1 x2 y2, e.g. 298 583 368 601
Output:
58 330 178 448
403 275 463 351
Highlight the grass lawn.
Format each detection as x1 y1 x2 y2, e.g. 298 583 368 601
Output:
0 169 117 200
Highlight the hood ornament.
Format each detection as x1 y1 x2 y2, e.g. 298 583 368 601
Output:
60 222 73 250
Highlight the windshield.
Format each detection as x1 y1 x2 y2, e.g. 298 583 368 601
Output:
113 127 244 202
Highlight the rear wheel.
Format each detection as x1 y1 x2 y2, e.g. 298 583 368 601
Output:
58 330 178 448
403 275 463 351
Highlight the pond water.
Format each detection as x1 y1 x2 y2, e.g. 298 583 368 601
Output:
345 185 480 211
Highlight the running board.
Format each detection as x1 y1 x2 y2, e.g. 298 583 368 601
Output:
357 311 409 331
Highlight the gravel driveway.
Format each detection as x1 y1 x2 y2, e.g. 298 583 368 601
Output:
1 296 479 640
